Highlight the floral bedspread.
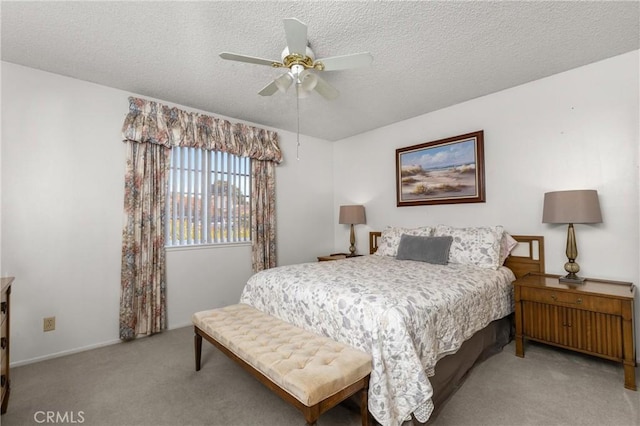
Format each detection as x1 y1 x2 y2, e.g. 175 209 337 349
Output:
239 255 515 426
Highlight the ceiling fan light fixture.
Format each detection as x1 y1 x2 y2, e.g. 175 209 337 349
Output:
299 70 318 93
290 64 305 78
274 72 294 93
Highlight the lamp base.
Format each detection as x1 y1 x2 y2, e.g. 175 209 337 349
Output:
559 274 586 284
348 224 357 257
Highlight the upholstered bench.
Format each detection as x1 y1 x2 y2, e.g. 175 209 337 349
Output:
192 304 372 426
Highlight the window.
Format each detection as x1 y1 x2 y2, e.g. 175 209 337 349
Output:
166 147 251 246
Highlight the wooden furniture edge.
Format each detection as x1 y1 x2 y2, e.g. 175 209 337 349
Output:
524 272 635 290
1 277 13 415
621 301 637 390
194 325 371 426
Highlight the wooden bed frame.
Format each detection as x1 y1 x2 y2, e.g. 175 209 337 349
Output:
368 231 545 278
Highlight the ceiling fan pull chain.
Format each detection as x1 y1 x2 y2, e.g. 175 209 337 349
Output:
296 83 301 160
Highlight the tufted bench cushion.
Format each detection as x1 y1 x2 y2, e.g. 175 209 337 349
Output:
192 303 372 426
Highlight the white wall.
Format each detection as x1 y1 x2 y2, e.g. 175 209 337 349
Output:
1 62 334 364
3 50 638 365
1 64 126 364
333 51 640 351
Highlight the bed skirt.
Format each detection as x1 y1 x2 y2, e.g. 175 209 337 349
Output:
420 314 513 424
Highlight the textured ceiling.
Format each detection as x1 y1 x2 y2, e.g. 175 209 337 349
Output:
2 1 638 141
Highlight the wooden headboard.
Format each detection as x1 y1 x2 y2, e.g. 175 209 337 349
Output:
369 231 382 255
369 231 544 278
503 235 545 278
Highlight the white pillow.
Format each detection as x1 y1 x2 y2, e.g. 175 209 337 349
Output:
375 226 434 256
499 232 518 265
434 225 504 269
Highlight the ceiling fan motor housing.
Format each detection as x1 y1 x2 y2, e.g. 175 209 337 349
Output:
280 47 319 70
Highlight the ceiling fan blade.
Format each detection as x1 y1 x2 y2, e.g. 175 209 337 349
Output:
283 18 308 56
313 75 339 100
219 52 281 67
316 52 373 71
258 80 279 96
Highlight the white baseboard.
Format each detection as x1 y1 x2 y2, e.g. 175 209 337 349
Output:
169 321 192 330
10 323 193 368
10 338 122 368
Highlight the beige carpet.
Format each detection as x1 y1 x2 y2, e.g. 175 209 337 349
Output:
1 326 638 426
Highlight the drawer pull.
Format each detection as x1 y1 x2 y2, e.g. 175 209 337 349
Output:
0 337 6 349
0 302 5 314
550 294 583 305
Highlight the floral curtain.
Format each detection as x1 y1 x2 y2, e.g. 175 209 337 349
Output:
122 97 282 162
120 97 281 341
120 142 170 340
251 160 278 271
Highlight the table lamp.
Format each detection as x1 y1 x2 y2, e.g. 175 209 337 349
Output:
339 205 366 256
542 189 602 284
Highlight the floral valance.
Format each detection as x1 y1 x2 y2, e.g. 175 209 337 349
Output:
122 97 282 163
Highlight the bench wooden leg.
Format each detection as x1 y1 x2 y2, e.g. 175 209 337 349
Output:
303 404 320 425
194 327 202 371
361 379 370 426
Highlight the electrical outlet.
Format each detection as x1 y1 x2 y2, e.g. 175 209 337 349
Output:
43 316 56 332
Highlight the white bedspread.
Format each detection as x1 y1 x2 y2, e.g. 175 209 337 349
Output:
239 255 515 426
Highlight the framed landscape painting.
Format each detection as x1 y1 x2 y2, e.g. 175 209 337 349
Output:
396 130 485 206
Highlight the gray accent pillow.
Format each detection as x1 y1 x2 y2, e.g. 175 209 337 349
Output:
396 234 453 265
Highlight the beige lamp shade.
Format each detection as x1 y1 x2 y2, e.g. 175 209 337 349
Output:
339 205 366 225
542 190 602 224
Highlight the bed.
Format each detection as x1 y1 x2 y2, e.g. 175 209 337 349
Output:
239 226 544 426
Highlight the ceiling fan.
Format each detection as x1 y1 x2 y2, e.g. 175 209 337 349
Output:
219 18 373 100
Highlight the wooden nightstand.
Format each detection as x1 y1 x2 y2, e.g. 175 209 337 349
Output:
513 272 636 390
317 253 361 262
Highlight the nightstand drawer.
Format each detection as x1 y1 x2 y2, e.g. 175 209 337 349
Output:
520 286 621 315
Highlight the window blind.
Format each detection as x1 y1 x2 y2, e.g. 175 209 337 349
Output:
166 147 251 246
